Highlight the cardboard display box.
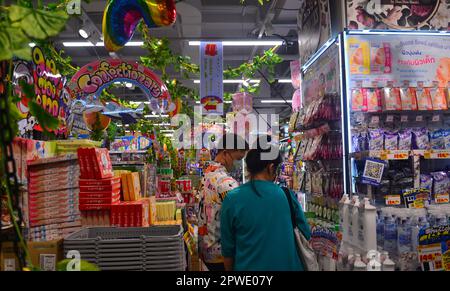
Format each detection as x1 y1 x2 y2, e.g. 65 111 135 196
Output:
28 239 63 271
0 242 20 271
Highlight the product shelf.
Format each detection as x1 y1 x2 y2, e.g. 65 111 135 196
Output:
351 149 450 160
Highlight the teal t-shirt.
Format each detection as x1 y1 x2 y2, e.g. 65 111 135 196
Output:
220 180 311 271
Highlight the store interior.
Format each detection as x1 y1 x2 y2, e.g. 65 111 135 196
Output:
1 0 450 272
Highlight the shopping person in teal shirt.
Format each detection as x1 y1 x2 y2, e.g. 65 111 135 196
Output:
221 137 311 271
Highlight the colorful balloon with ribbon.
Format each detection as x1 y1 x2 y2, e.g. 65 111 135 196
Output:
102 0 177 52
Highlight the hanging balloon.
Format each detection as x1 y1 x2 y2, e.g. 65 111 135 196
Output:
102 0 177 52
232 92 253 114
83 111 111 131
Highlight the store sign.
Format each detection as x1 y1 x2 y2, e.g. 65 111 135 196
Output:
14 47 71 137
402 188 431 208
297 0 331 64
302 41 339 106
418 225 450 271
200 42 223 115
68 59 171 112
346 0 449 31
346 34 450 87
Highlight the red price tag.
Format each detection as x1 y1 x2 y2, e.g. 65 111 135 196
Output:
386 195 401 205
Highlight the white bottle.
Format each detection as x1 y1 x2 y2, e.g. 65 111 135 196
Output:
347 248 355 271
366 252 382 271
358 198 377 253
353 254 367 271
351 196 361 248
339 194 350 245
382 254 396 271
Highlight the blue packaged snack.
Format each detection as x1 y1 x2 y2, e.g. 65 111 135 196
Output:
420 174 432 191
413 128 430 150
398 129 412 150
369 129 383 151
430 129 445 150
444 129 450 149
353 133 360 152
384 130 398 150
431 171 450 196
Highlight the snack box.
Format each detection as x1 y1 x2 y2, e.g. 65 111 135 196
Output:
79 204 113 211
30 215 81 227
29 189 79 200
79 177 121 187
127 172 142 201
29 201 79 213
79 182 121 193
79 195 121 205
27 154 78 167
29 180 79 194
79 188 121 199
29 209 80 221
81 210 111 226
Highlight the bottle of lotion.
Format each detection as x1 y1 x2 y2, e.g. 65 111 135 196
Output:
339 194 350 245
351 196 360 248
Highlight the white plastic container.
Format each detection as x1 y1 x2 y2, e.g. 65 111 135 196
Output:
382 254 396 271
358 198 377 253
351 196 361 248
353 254 367 271
339 194 350 245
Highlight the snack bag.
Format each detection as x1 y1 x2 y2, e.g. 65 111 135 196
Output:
398 129 412 150
400 87 418 111
365 88 382 112
431 172 450 196
383 87 401 111
412 128 430 150
416 88 432 110
351 88 367 112
420 174 433 191
430 129 446 150
369 129 383 151
384 130 398 150
444 129 450 149
429 87 448 110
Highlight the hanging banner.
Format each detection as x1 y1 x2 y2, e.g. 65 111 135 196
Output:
346 0 449 31
302 41 339 106
297 0 332 64
346 34 450 87
14 47 72 137
200 42 223 115
68 59 171 112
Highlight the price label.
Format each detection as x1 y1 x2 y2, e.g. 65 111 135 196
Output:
371 116 380 124
437 152 450 159
380 152 388 160
416 115 423 122
401 115 408 122
386 115 394 123
435 194 450 204
432 115 440 122
425 150 450 159
385 195 401 206
393 153 408 159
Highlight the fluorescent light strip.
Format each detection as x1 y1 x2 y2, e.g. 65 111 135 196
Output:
189 40 283 46
130 101 151 105
260 100 292 104
144 114 169 118
62 41 143 47
29 43 36 47
160 130 174 133
154 123 171 126
349 29 450 36
196 101 232 104
277 79 292 83
193 80 260 84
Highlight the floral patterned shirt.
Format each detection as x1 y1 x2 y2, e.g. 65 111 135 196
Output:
198 161 239 263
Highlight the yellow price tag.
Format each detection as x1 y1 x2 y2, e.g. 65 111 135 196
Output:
424 151 431 159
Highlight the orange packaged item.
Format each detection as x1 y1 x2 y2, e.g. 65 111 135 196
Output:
429 87 448 110
400 87 418 111
416 88 433 110
351 88 367 112
365 88 382 112
383 87 402 111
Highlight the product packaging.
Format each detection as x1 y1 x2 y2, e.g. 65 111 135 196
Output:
370 42 391 74
430 130 446 150
431 172 450 198
416 88 433 111
413 128 430 150
428 87 448 110
365 88 383 112
348 38 370 75
398 129 412 150
400 87 418 111
369 129 384 151
420 175 433 191
384 130 398 151
351 88 367 112
383 87 402 111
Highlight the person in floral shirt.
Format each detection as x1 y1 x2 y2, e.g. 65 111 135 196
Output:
198 133 248 271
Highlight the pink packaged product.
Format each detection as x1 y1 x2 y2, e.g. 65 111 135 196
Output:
29 199 79 212
428 87 448 110
383 87 401 111
400 87 418 111
30 214 81 227
365 88 382 112
79 183 121 193
79 177 121 186
351 88 367 112
28 164 79 178
79 189 121 199
416 88 433 110
28 174 78 187
28 180 79 194
29 189 79 201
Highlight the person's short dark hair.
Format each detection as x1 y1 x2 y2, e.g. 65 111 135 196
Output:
216 133 249 152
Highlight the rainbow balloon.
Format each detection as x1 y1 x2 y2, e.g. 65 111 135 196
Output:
102 0 177 52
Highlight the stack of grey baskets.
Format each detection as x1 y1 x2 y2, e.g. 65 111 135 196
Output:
63 225 186 271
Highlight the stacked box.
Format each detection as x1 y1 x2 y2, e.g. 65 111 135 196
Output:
110 199 150 227
27 154 81 241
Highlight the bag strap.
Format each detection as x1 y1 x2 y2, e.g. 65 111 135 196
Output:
281 186 297 228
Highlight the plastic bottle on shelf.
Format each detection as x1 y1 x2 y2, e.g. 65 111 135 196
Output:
382 253 396 271
347 248 355 271
410 216 420 252
339 194 350 245
397 217 412 254
353 254 367 271
376 210 385 249
351 196 360 248
366 251 382 271
359 198 377 253
383 215 398 258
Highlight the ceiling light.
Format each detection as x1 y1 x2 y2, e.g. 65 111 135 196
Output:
78 28 89 39
163 134 174 137
130 101 151 105
155 123 171 126
125 83 133 88
277 79 292 83
193 80 260 84
260 100 292 104
144 114 169 118
29 43 36 47
160 130 174 133
188 40 283 46
62 41 144 47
